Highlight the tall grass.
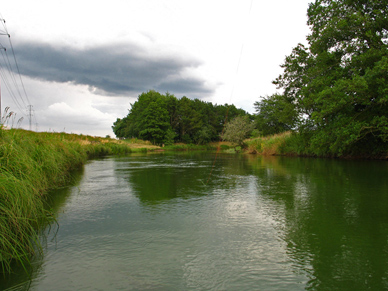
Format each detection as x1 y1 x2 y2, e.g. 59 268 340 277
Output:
0 128 140 273
163 143 217 151
246 131 294 155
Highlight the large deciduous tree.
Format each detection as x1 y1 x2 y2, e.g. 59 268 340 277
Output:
274 0 388 156
138 97 171 145
254 94 298 136
222 116 254 148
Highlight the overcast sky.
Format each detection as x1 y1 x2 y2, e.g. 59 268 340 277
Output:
0 0 311 137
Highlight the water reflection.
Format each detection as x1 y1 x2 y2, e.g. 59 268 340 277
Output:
2 153 388 290
246 156 388 290
117 154 209 203
119 152 254 204
119 153 388 289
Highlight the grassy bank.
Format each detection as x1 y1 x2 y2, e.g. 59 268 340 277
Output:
0 128 154 273
245 131 388 159
245 132 294 155
163 143 217 151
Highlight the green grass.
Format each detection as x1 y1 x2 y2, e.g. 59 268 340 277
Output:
163 143 217 151
245 132 294 155
0 127 142 273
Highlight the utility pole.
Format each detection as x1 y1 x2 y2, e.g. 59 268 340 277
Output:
28 105 33 131
0 19 7 125
0 47 5 125
0 79 2 125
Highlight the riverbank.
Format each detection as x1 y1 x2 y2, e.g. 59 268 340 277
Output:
245 131 388 159
0 128 156 273
245 132 296 156
153 131 388 159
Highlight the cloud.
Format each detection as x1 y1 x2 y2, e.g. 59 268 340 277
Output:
3 76 126 137
39 99 116 136
156 77 213 95
12 40 216 98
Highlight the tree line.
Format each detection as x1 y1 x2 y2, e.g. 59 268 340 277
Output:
113 0 388 157
112 91 250 145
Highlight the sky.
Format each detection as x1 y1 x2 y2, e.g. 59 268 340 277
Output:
0 0 311 137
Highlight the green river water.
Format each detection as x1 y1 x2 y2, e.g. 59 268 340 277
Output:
1 152 388 290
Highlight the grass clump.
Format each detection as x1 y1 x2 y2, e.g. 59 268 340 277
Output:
0 128 143 273
246 132 293 155
163 143 216 151
219 144 230 150
0 129 75 273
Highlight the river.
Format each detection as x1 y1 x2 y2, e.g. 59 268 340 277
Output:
1 152 388 290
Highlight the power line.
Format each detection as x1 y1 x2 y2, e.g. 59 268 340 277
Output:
0 44 27 107
5 28 32 106
228 0 254 104
0 18 30 108
1 39 28 108
0 49 27 114
206 0 254 185
0 15 36 129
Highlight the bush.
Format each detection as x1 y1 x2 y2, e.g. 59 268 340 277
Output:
220 144 230 150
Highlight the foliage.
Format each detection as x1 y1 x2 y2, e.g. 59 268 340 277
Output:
222 116 254 148
220 144 230 150
112 90 250 144
163 128 177 146
254 94 298 136
246 132 293 155
138 96 171 145
163 143 216 151
273 0 388 156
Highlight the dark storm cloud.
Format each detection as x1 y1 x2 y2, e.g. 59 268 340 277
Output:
12 41 215 97
156 77 213 95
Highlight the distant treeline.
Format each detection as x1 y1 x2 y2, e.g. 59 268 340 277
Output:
112 90 251 145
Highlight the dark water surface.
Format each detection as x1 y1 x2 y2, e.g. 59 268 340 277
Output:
2 153 388 290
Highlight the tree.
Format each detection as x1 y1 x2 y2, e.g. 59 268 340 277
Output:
112 117 126 138
274 0 388 156
194 126 212 145
254 94 298 136
112 90 251 144
163 128 177 146
138 96 170 145
222 116 254 149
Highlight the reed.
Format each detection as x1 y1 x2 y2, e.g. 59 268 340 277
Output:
163 143 217 151
246 132 293 155
0 128 141 273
